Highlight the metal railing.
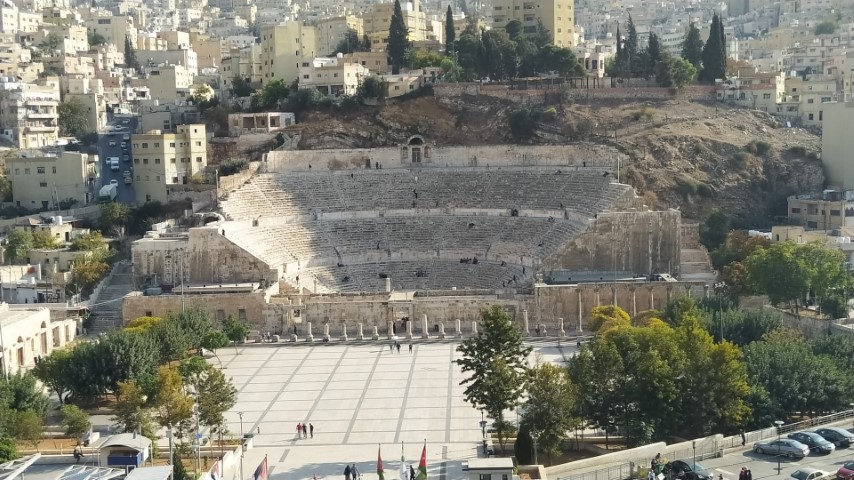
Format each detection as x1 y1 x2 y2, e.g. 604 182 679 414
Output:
557 409 854 480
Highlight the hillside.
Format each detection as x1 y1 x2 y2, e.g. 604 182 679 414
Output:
290 93 823 225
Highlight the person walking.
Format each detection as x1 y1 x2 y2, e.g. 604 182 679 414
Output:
302 423 308 438
351 464 359 480
408 343 413 353
309 423 314 438
741 431 746 447
396 342 401 353
296 422 302 439
73 446 83 463
344 464 351 480
390 342 394 353
409 465 416 480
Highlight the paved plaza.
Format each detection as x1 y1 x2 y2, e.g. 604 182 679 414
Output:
215 339 575 480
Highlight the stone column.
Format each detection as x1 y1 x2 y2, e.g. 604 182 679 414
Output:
523 309 530 336
387 321 394 339
631 287 637 316
323 323 330 342
648 288 655 312
472 320 478 335
540 323 548 336
577 289 584 335
421 314 430 339
406 319 413 340
307 322 314 342
341 323 348 341
371 324 379 340
358 323 365 340
456 319 463 338
558 317 565 337
703 284 710 298
439 323 446 339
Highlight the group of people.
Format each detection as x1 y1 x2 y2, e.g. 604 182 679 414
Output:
343 464 359 480
389 341 413 353
295 422 314 439
738 467 753 480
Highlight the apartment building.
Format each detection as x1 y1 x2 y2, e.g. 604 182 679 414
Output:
139 48 199 77
315 15 363 57
0 303 77 377
716 67 785 113
222 44 262 91
491 0 575 48
823 101 854 190
140 64 192 102
298 57 369 96
0 77 59 149
7 151 96 209
343 51 390 74
259 21 318 85
64 76 107 133
785 75 838 126
131 124 207 203
363 1 428 51
85 15 137 49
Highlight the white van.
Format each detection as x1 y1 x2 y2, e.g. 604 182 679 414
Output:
109 157 120 171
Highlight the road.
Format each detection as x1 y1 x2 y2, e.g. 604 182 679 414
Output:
96 114 137 204
698 426 854 480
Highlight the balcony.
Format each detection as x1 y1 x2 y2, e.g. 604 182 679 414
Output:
26 99 57 106
26 124 56 133
25 112 56 119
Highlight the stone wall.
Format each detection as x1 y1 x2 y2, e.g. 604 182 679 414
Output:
541 210 682 277
264 144 624 172
433 83 716 103
218 161 260 195
122 290 278 328
680 223 701 249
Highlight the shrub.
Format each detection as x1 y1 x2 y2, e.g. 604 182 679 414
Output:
732 151 752 170
508 107 538 141
787 146 807 157
218 159 248 176
744 140 771 156
631 107 654 121
696 182 714 197
674 176 698 197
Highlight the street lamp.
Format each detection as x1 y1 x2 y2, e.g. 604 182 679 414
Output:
238 411 245 480
692 440 696 471
530 428 540 465
479 410 487 439
774 420 784 474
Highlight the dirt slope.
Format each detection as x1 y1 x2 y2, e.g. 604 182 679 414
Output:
291 95 823 226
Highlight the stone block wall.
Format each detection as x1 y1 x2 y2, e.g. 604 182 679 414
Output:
541 210 682 277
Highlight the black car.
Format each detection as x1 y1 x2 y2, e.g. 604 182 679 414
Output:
789 432 836 454
815 428 854 447
664 460 713 480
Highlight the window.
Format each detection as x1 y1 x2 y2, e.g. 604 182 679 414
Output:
171 158 176 163
134 158 140 164
791 207 801 214
821 97 831 103
142 143 148 148
154 143 159 147
303 74 309 79
14 168 18 175
831 209 841 216
808 98 814 103
39 182 47 187
24 168 30 174
145 311 152 317
808 113 814 120
172 177 178 183
196 141 201 146
807 221 818 228
196 156 202 162
238 309 247 321
155 158 161 164
143 158 149 164
52 166 56 174
136 175 140 181
145 176 149 181
36 166 45 174
169 142 175 147
216 310 225 321
763 93 771 99
479 475 492 480
156 175 160 181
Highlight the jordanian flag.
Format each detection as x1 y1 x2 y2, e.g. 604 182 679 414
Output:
377 446 385 480
416 442 427 480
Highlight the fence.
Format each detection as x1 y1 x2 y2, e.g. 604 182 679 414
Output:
553 409 854 480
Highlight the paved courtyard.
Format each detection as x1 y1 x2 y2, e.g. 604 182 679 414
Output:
214 339 575 480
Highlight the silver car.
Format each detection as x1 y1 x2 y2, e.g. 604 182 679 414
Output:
753 439 810 459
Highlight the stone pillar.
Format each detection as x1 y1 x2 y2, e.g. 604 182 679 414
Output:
323 323 330 342
358 323 365 340
421 314 430 339
387 321 394 339
558 317 565 337
471 320 478 335
595 287 601 307
371 324 379 340
649 288 655 312
385 277 392 293
406 319 413 340
290 333 298 343
611 285 617 306
307 322 314 342
703 284 710 298
631 288 637 316
439 323 446 339
523 309 530 336
577 289 584 334
341 323 348 341
456 318 463 338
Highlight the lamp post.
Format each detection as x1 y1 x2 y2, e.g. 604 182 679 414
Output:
692 440 696 471
167 424 174 480
238 411 245 480
774 420 784 474
530 428 540 465
479 410 487 439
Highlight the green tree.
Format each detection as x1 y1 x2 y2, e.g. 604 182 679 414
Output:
0 372 49 416
332 28 363 55
103 329 160 391
32 349 74 403
32 229 60 249
99 202 129 236
88 32 106 46
251 79 289 111
190 84 214 105
700 14 725 83
537 45 584 77
681 22 704 69
60 405 91 443
0 176 10 202
4 229 33 262
173 450 190 480
514 423 534 465
0 438 17 462
58 97 91 138
112 381 153 433
201 331 229 367
387 0 411 74
152 366 194 429
445 6 456 54
624 15 639 76
644 33 661 78
814 20 838 35
588 305 631 332
504 20 523 42
700 209 730 250
655 54 697 88
222 315 250 352
124 36 140 72
71 257 110 294
456 305 531 454
9 411 43 451
230 76 254 97
521 363 578 465
70 231 108 252
195 365 237 437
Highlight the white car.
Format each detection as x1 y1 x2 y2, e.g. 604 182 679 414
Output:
108 140 116 146
109 179 118 187
122 119 130 124
123 134 130 140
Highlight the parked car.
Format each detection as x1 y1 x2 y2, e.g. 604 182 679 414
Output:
789 432 836 454
109 179 118 187
108 140 116 146
837 461 854 480
754 439 810 459
816 428 854 447
664 460 713 480
790 468 828 480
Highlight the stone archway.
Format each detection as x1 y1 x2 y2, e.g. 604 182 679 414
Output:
406 135 426 163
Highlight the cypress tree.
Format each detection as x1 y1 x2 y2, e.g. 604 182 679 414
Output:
445 5 455 55
625 15 638 76
614 24 622 77
700 14 724 83
387 0 410 74
681 22 704 69
645 33 661 78
718 16 727 73
124 36 139 73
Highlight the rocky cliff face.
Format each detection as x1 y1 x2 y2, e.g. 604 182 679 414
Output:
290 95 822 226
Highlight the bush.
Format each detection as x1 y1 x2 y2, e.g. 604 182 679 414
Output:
696 182 714 197
744 140 771 156
218 159 248 176
674 176 698 198
285 89 324 115
514 423 534 465
731 151 752 170
508 107 539 141
787 146 807 157
631 107 654 121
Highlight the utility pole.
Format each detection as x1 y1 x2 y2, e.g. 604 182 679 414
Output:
168 424 175 480
238 412 245 480
0 311 7 381
180 251 185 314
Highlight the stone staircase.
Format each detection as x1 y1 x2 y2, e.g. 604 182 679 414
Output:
679 247 717 283
88 261 133 333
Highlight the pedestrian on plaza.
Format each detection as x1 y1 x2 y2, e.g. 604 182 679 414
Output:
344 464 351 480
409 465 416 480
310 423 314 438
741 431 746 446
396 342 401 353
302 423 308 438
351 464 358 479
408 343 413 353
73 446 83 463
390 342 394 353
746 469 752 480
738 467 746 480
296 422 302 439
